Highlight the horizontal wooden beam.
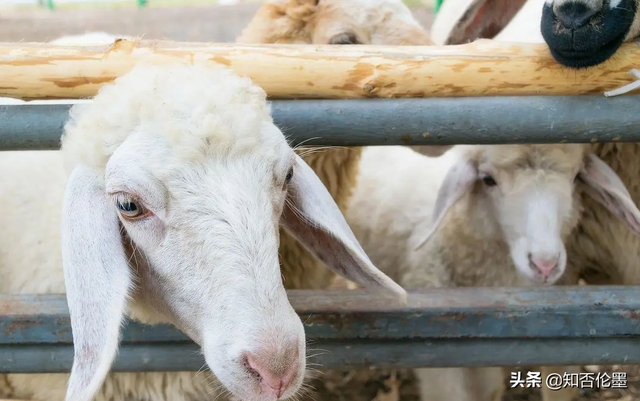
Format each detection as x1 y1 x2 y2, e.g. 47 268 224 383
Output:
0 40 639 100
1 95 640 151
2 287 640 372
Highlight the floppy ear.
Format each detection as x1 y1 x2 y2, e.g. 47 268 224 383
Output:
578 153 640 234
431 0 528 45
281 155 406 301
413 156 478 250
61 165 133 401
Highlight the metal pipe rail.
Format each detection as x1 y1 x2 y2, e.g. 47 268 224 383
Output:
2 287 640 373
1 95 640 150
1 97 640 373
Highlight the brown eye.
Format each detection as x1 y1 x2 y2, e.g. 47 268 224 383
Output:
116 196 148 220
285 167 294 184
482 175 497 187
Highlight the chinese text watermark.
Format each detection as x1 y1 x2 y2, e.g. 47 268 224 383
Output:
510 371 628 390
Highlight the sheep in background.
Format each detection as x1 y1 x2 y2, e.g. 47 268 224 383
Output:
347 143 640 401
236 0 449 290
0 63 404 401
430 3 640 396
430 0 640 69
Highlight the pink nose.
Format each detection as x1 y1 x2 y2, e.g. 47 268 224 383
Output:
529 254 559 278
246 351 299 398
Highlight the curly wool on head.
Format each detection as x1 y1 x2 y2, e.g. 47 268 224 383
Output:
61 63 275 173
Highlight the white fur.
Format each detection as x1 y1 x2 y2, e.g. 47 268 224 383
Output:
494 0 545 42
0 63 404 401
347 143 640 401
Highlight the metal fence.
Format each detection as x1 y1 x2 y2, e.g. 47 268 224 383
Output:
1 96 640 374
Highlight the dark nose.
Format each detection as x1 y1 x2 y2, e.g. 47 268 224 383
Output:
553 1 601 29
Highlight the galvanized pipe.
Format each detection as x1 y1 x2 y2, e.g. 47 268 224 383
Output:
0 95 639 151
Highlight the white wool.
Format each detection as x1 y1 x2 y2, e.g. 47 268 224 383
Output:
61 63 274 173
346 143 600 401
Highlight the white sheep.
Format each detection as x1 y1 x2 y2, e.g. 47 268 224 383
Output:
346 143 640 401
0 63 404 401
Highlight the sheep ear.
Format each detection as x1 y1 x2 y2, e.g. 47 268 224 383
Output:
578 153 640 234
281 154 406 301
431 0 527 45
413 156 477 250
62 165 133 401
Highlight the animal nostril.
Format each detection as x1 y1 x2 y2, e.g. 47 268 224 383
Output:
245 351 298 398
529 254 559 278
554 2 600 29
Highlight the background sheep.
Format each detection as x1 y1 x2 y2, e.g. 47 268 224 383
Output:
0 63 404 401
430 0 640 69
236 0 447 291
346 143 640 401
430 4 640 397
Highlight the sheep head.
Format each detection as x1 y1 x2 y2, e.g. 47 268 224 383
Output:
430 0 640 69
60 63 405 401
413 144 640 285
236 0 432 45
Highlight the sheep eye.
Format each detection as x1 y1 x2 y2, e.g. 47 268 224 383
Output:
116 198 146 220
329 32 360 45
482 175 497 187
285 167 294 184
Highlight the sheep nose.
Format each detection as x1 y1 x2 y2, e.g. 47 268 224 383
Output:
553 1 601 29
529 254 559 279
245 350 299 398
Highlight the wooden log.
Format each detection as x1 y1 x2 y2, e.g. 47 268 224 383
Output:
0 40 639 100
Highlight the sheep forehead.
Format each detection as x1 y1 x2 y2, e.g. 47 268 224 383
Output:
61 63 278 172
319 0 418 25
478 145 586 177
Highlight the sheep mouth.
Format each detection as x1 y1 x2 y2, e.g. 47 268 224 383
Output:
546 29 628 69
540 0 636 69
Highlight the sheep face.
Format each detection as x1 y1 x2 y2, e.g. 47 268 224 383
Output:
59 63 405 401
415 144 640 286
101 129 306 401
236 0 431 46
541 0 640 68
467 145 585 284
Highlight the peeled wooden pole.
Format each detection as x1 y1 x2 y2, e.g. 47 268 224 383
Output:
0 39 639 100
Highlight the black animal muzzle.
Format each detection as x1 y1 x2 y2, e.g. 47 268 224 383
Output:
541 0 636 69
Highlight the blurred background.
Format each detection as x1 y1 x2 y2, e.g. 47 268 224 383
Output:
0 0 435 43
